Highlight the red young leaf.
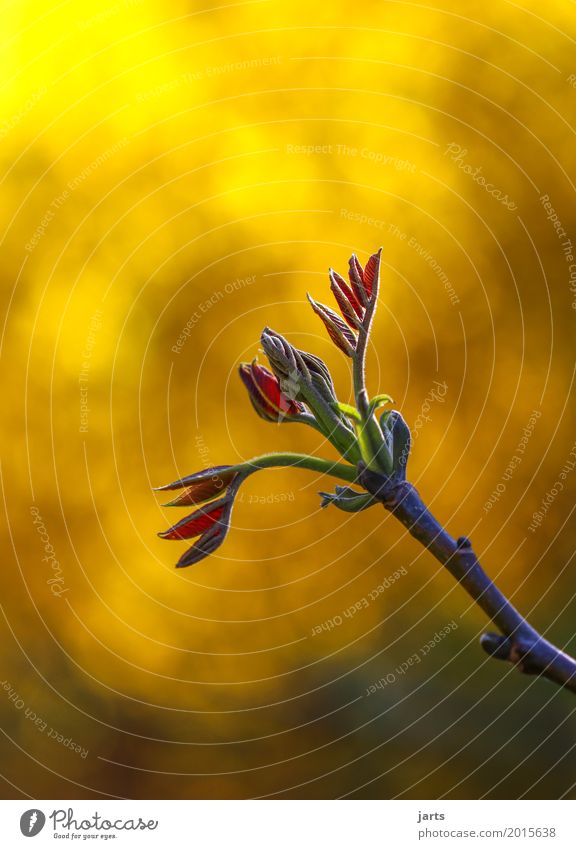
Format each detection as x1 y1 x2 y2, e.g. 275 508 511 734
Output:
239 361 303 421
348 254 368 306
158 502 226 540
307 294 356 356
154 466 235 492
329 269 364 328
176 523 229 568
330 270 363 317
162 476 235 507
362 248 382 299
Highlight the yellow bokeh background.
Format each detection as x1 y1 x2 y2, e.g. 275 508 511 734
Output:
1 0 575 798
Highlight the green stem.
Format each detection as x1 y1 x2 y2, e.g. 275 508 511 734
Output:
234 452 358 483
297 383 361 462
287 412 327 433
353 326 369 408
349 250 392 473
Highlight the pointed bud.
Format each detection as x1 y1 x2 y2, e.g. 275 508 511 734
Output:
329 268 364 328
175 522 230 568
259 329 333 403
307 294 357 356
261 327 359 459
162 474 236 507
153 466 236 493
239 360 303 422
260 327 299 382
362 248 382 300
158 476 245 567
175 494 235 567
348 254 369 307
297 349 336 395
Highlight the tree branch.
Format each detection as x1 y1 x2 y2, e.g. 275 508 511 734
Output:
357 465 576 694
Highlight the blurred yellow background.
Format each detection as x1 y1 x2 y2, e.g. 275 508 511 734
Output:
1 0 575 799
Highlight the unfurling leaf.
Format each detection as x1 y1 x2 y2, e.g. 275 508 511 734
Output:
158 474 246 567
348 254 368 306
319 485 377 512
153 466 237 493
380 410 411 479
362 249 381 299
260 326 359 458
158 500 227 540
307 294 357 356
329 268 363 328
